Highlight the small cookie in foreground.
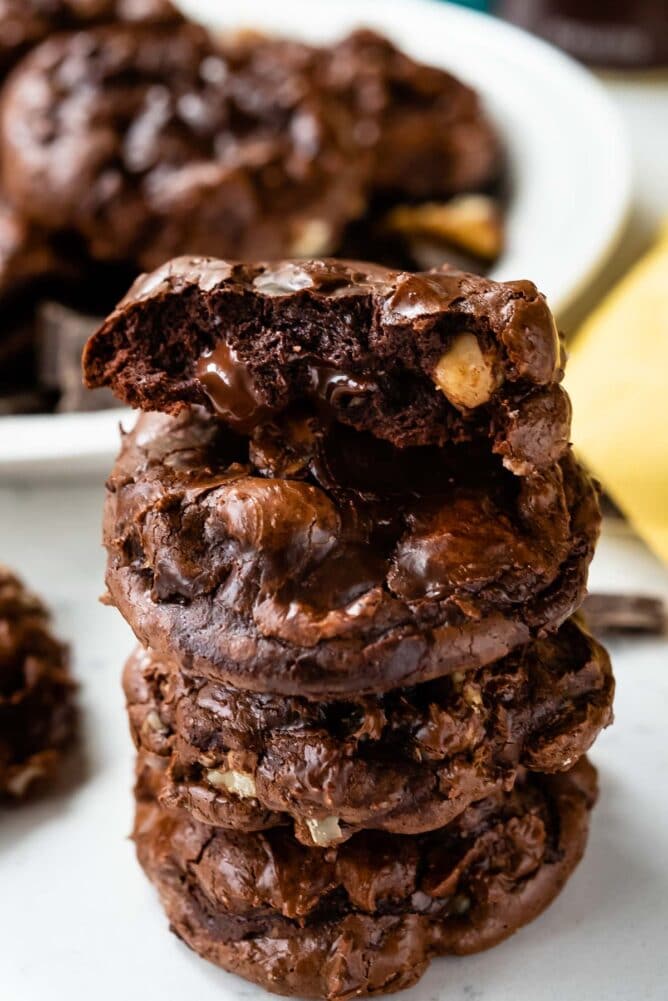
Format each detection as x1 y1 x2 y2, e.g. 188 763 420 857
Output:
103 407 599 697
0 565 76 798
134 759 597 1000
125 618 613 843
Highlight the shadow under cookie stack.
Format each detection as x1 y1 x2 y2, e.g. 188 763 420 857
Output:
85 257 614 1000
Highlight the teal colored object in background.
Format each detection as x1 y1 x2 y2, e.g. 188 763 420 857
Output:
448 0 491 10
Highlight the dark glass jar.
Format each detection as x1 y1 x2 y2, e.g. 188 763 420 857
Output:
495 0 668 68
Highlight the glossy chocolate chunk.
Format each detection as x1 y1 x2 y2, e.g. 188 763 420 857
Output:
583 592 667 636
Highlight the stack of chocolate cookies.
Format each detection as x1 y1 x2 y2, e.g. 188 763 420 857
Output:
85 257 613 999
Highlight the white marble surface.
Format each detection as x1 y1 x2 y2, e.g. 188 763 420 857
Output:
0 477 667 1001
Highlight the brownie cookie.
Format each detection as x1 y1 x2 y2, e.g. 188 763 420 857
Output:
84 257 571 472
134 759 597 999
0 0 182 78
325 29 502 201
0 565 76 798
102 403 599 697
0 28 368 271
125 619 612 843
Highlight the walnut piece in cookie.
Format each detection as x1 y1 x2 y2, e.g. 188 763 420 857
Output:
433 332 501 410
0 565 76 799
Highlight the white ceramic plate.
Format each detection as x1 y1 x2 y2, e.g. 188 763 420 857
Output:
0 0 630 476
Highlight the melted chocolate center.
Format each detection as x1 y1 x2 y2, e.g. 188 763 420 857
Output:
197 338 376 432
196 342 274 432
307 364 376 409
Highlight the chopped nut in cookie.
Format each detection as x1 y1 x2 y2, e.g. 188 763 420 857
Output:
207 768 257 799
143 710 168 736
433 333 499 410
306 815 343 847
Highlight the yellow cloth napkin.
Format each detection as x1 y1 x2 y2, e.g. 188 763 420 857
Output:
566 222 668 562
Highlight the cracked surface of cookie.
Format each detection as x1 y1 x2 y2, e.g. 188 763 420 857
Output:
0 565 76 798
103 406 599 697
125 619 612 842
134 759 596 999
